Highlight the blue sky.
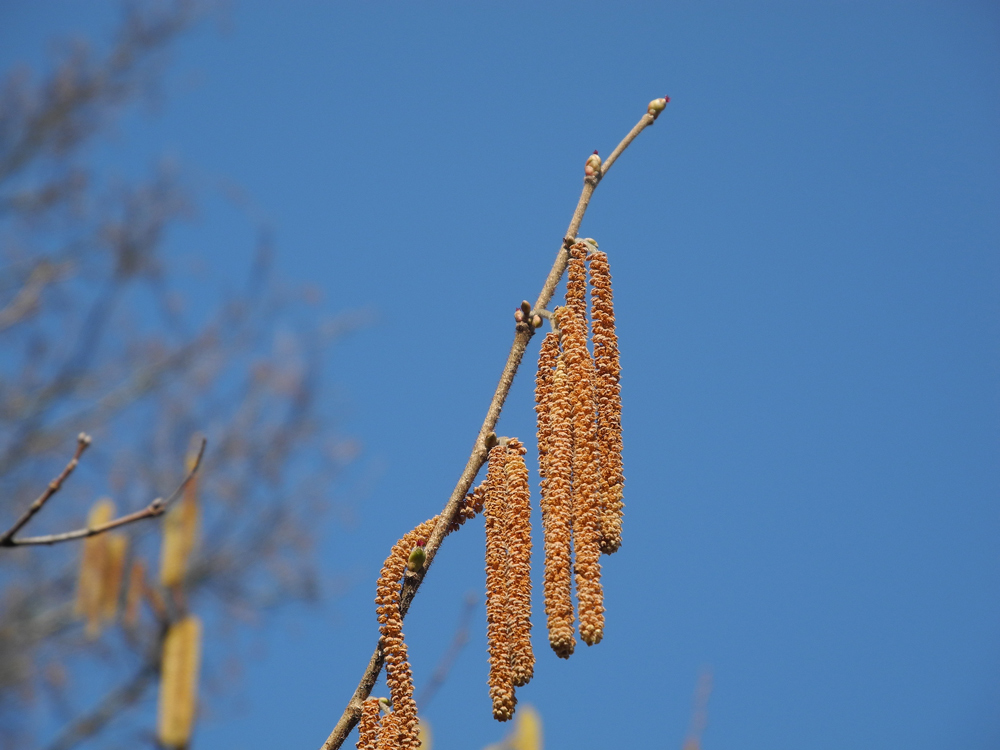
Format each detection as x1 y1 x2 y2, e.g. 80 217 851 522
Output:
2 2 999 749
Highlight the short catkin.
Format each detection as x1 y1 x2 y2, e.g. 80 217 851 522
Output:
588 249 624 554
504 438 534 686
375 516 437 749
542 333 577 659
484 444 516 720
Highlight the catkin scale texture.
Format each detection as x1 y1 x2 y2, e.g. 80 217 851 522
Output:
484 445 516 720
356 698 380 750
542 336 577 659
560 306 605 646
375 516 437 749
535 332 559 503
503 439 534 687
588 250 624 554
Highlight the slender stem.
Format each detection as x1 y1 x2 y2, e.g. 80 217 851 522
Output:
0 432 91 545
1 437 206 547
319 103 663 750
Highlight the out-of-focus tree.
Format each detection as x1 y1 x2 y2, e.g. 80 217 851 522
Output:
0 3 360 748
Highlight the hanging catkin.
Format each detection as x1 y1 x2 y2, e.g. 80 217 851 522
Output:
484 445 516 720
75 498 115 639
375 516 437 749
157 615 202 749
123 558 145 630
504 439 534 686
588 249 624 554
100 533 128 626
542 334 576 659
356 697 380 750
559 305 605 646
160 469 199 589
376 710 400 750
535 331 559 507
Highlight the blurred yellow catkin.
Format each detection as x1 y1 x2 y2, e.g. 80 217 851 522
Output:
123 558 146 629
160 463 199 589
157 615 202 748
418 718 432 750
74 498 115 638
99 533 128 625
483 704 542 750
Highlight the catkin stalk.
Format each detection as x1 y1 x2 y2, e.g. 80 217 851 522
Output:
157 615 202 748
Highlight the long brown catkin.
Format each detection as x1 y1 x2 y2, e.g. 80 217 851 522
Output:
588 249 624 554
484 445 516 720
504 438 534 686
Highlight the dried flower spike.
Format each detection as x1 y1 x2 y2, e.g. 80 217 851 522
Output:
588 249 624 554
542 335 576 659
376 516 437 748
157 615 202 749
504 438 534 686
484 444 516 720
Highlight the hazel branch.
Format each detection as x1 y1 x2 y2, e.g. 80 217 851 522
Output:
0 432 92 545
0 437 207 547
318 98 666 750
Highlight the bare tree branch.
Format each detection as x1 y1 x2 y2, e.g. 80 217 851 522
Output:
0 435 205 547
0 432 91 544
318 103 665 750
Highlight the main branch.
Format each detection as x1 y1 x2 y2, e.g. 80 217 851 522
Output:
319 101 666 750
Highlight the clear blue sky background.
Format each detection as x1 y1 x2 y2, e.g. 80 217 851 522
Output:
3 2 999 749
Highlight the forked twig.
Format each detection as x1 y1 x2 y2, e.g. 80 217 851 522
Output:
319 100 666 750
0 436 207 547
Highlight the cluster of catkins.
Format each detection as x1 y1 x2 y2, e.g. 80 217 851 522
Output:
535 239 623 659
360 238 622 743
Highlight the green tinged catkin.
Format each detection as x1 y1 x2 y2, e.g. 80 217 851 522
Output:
484 445 516 720
504 439 534 686
588 249 624 554
375 517 437 749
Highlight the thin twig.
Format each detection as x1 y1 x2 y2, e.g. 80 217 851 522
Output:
0 432 92 545
319 102 664 750
0 437 206 547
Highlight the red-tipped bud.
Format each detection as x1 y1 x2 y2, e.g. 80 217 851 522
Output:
648 97 669 116
584 151 602 177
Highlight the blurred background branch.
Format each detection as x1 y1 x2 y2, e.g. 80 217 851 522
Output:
0 2 362 747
